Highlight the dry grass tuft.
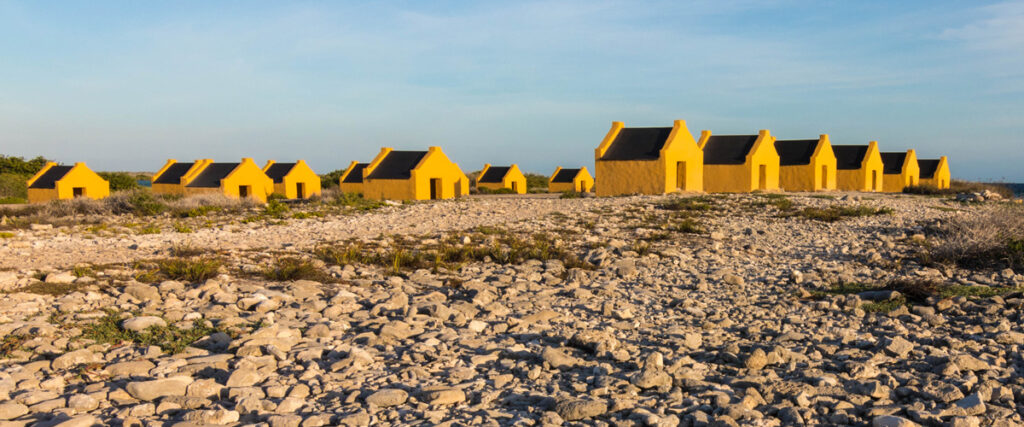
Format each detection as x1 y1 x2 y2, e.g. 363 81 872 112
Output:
924 205 1024 271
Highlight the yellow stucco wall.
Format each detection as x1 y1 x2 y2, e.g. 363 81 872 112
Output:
152 159 212 196
338 161 365 195
476 164 527 194
183 158 274 202
778 135 837 192
548 167 594 193
920 156 951 189
882 149 920 193
699 130 780 193
266 160 321 199
835 141 883 192
27 162 110 203
363 147 469 201
594 120 704 196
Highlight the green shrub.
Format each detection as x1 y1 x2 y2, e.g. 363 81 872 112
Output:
263 199 290 218
476 187 516 195
925 206 1024 271
98 172 140 191
320 169 346 189
0 156 49 175
559 191 583 199
136 258 222 283
262 257 331 282
787 205 892 222
524 173 549 191
79 311 219 354
658 196 714 212
0 173 30 199
0 196 26 204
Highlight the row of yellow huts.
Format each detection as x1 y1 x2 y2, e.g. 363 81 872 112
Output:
25 120 950 203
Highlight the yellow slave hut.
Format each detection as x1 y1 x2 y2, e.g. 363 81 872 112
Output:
183 158 274 202
338 161 368 194
361 147 469 200
880 149 920 192
548 167 593 193
263 160 321 199
475 164 527 194
774 135 837 192
594 120 703 196
917 156 951 189
832 142 883 192
26 162 109 203
698 130 780 193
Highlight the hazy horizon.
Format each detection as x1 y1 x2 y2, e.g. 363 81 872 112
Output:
2 1 1023 181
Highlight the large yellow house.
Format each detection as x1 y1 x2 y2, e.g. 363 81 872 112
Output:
476 164 527 194
880 149 920 192
151 159 212 195
594 120 703 196
832 142 883 192
338 161 368 194
263 160 321 199
698 130 780 192
183 158 275 202
918 156 951 189
774 135 837 192
361 147 469 200
548 167 593 193
26 162 109 203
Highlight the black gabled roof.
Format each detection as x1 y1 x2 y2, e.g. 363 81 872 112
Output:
27 166 73 189
774 139 820 166
365 151 427 180
918 159 940 179
478 166 511 183
186 163 239 188
264 163 296 183
153 162 194 185
832 145 870 170
551 168 581 183
600 127 673 161
880 152 908 175
702 135 758 165
342 163 368 184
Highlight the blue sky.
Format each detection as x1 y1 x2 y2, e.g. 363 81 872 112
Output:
1 1 1022 180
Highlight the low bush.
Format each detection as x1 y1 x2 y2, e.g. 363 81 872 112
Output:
98 172 140 191
924 205 1024 271
808 279 1022 312
476 187 516 195
904 180 1013 199
79 310 219 354
261 257 332 282
786 205 893 222
524 173 549 191
136 258 222 283
658 196 714 212
559 191 583 199
315 232 594 274
320 169 346 189
0 173 29 199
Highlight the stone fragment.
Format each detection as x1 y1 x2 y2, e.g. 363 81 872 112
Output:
556 399 607 421
365 389 408 407
744 348 768 370
0 402 28 420
884 337 914 357
872 415 920 427
420 387 466 405
126 376 194 401
226 367 263 387
122 316 167 332
52 349 101 370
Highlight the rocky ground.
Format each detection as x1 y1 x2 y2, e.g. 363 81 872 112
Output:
0 192 1022 426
